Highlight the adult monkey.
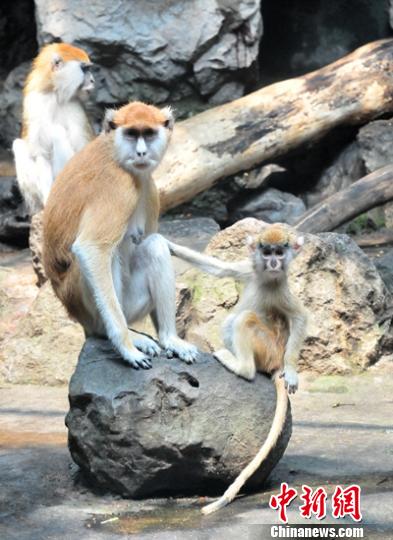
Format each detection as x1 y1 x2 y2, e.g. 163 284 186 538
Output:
13 42 95 214
167 224 308 513
43 101 198 368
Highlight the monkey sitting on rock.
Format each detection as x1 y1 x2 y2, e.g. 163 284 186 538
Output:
167 224 308 514
43 101 198 369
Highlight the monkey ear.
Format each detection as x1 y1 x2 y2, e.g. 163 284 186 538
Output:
102 109 117 133
293 235 305 251
246 235 257 252
51 54 63 71
161 106 174 130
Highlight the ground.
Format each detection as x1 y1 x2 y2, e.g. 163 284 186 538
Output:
0 365 392 540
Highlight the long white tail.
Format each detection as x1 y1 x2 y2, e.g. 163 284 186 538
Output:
13 138 52 214
202 375 288 515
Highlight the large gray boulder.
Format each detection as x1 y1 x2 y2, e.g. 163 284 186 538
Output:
66 338 292 497
230 187 306 225
34 0 262 114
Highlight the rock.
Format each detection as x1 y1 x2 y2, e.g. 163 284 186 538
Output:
229 188 306 225
180 219 391 373
375 250 393 294
66 337 292 497
159 217 220 252
260 1 390 86
0 1 37 78
0 254 38 354
305 142 364 208
306 119 393 206
29 211 46 286
1 282 84 385
34 0 262 117
0 62 30 147
0 176 30 247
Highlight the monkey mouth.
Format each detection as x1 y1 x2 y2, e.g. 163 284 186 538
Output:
134 162 150 169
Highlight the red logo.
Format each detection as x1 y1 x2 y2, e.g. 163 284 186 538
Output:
270 483 362 523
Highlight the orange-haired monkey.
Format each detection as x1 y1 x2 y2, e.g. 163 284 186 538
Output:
43 101 198 369
13 42 95 214
167 224 308 513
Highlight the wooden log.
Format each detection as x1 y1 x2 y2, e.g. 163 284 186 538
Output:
294 165 393 233
157 39 393 212
355 229 393 247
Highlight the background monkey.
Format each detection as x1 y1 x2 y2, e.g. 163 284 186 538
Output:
43 101 198 369
13 42 95 214
167 224 308 513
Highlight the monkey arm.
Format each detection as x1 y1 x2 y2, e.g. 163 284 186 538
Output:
283 306 308 369
71 240 128 342
167 240 253 280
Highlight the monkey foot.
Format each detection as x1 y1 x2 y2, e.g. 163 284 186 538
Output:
161 336 198 364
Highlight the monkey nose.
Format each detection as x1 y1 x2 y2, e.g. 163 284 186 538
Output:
270 258 278 269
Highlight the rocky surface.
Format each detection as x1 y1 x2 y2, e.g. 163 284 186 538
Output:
0 281 84 385
375 249 393 294
34 0 261 115
306 119 393 213
229 187 306 225
178 218 392 373
28 211 46 286
66 337 292 497
0 176 30 247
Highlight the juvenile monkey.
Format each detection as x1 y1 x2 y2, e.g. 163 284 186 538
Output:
167 224 308 513
13 42 95 214
43 101 198 369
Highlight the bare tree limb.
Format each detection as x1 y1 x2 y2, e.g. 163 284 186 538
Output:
157 39 393 212
294 165 393 233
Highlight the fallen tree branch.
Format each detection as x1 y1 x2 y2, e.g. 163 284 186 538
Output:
157 39 393 212
294 165 393 233
355 229 393 247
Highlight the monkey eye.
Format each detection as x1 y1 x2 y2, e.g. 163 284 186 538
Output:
262 247 272 256
124 128 139 139
275 247 285 257
142 128 157 139
81 62 92 73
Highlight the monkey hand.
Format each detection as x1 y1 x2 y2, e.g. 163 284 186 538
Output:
133 334 161 357
280 365 298 394
118 332 153 369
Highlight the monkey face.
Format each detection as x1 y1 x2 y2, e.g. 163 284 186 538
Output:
251 225 304 282
105 102 174 175
115 126 169 173
53 58 95 102
254 243 289 279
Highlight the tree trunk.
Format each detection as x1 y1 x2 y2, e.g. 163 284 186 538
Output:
294 165 393 233
157 39 393 212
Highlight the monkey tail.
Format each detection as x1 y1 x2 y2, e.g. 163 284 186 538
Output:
201 374 288 515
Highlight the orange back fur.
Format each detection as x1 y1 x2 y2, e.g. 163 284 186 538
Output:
43 102 161 323
243 311 289 374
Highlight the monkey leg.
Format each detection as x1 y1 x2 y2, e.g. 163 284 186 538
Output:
214 311 258 380
123 234 198 364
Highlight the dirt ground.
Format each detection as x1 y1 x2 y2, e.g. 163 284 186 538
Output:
0 364 392 540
